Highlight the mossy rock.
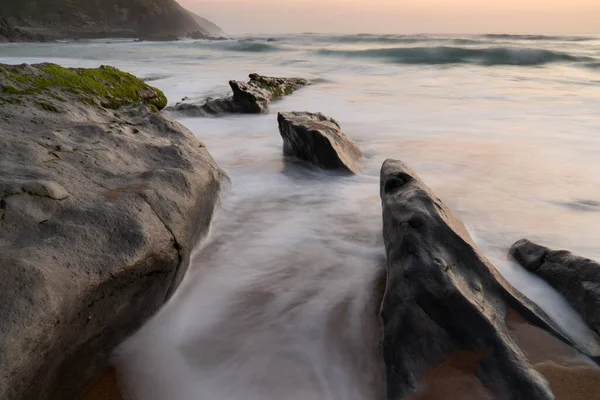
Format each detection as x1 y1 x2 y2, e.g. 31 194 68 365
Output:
0 63 168 111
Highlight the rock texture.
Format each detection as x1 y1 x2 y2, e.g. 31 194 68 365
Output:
0 63 225 400
166 73 308 116
511 240 600 337
378 159 600 400
0 0 222 41
0 17 46 42
277 112 363 174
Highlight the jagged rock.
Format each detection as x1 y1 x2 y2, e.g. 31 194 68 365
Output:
378 159 600 400
511 239 600 337
277 112 363 174
165 73 308 116
0 63 226 400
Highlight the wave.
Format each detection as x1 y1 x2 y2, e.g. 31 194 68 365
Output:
482 34 597 42
316 34 431 45
585 62 600 70
315 46 595 66
199 40 284 53
287 33 599 46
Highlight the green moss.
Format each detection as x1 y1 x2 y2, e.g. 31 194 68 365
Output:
37 102 61 113
1 64 168 111
2 85 29 95
250 77 296 98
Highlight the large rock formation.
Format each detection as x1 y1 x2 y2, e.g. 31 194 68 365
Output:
0 17 46 42
166 73 308 116
0 63 225 400
379 159 600 399
0 0 222 41
277 112 363 174
511 240 600 337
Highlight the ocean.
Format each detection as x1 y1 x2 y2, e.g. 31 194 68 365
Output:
2 33 600 399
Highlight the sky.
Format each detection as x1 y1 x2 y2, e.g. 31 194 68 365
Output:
181 0 600 34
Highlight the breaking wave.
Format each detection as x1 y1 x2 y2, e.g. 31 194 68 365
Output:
482 34 597 42
316 46 595 66
207 40 284 53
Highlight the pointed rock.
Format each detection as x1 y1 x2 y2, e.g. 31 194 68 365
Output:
379 159 597 399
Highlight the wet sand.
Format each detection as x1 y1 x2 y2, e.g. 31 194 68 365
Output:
506 309 600 400
397 308 600 400
77 367 124 400
78 310 600 400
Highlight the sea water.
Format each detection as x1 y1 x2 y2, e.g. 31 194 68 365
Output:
2 34 600 399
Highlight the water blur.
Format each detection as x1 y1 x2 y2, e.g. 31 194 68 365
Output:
2 34 599 398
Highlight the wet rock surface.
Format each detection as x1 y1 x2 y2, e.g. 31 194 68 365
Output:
379 159 600 400
166 73 308 116
511 239 600 337
0 63 226 400
277 111 363 174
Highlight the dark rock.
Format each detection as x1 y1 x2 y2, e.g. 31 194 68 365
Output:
166 73 308 117
136 34 179 42
379 159 600 399
0 63 226 400
511 239 600 337
277 112 363 174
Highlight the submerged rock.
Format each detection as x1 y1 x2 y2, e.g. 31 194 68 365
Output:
379 159 600 399
511 239 600 336
0 63 226 400
166 73 308 116
277 112 363 174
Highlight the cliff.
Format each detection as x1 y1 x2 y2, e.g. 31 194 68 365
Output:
0 0 223 41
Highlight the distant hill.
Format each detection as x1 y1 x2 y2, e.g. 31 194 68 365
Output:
0 0 223 41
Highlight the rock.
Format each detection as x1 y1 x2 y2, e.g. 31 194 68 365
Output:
510 239 600 336
0 63 226 400
136 34 180 42
277 112 363 174
166 73 308 117
187 30 211 40
378 159 600 399
22 180 70 200
0 17 46 42
186 30 227 41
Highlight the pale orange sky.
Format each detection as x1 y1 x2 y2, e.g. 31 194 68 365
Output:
181 0 600 34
